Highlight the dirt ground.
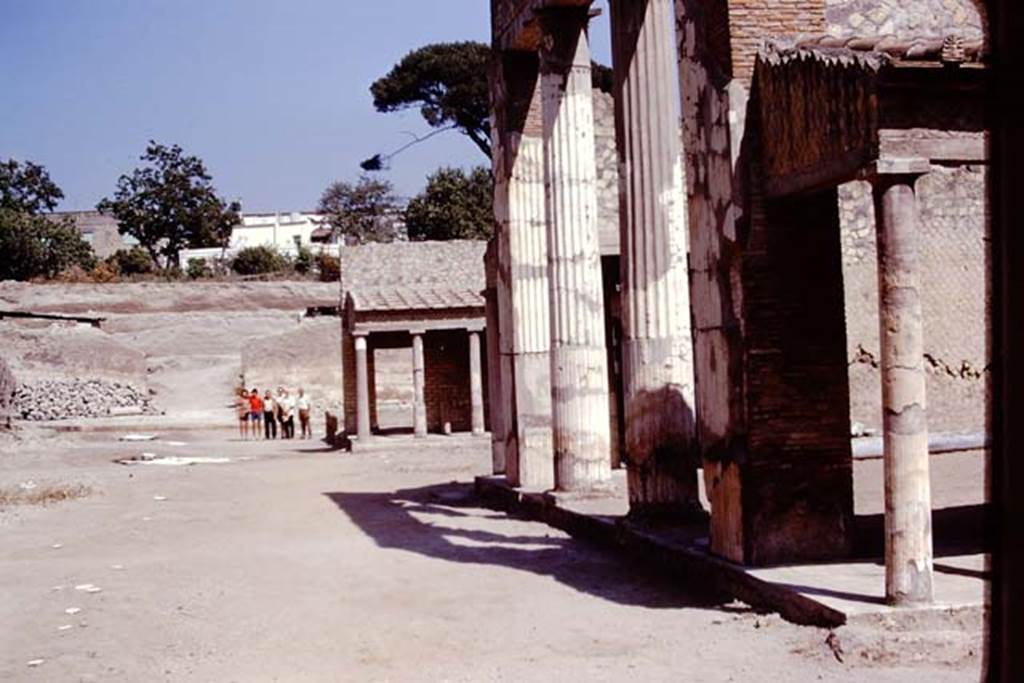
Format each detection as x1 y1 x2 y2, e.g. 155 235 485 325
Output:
0 427 983 682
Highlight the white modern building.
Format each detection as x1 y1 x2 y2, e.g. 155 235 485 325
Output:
228 211 330 254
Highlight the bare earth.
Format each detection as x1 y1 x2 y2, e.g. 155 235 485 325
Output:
0 428 982 682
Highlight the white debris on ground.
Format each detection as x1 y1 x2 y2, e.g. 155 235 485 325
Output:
115 454 231 466
13 378 157 421
120 434 158 442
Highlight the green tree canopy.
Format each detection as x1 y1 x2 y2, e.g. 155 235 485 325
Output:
405 167 493 241
0 208 95 281
368 41 614 165
0 158 64 214
97 141 241 268
0 158 94 281
371 42 493 159
318 176 401 245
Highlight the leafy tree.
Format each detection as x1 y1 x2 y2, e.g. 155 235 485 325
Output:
371 42 492 159
97 141 241 269
368 42 615 165
317 176 401 245
0 209 95 281
405 166 493 241
0 158 64 214
231 245 287 276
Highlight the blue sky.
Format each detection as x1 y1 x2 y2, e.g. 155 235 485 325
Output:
0 0 613 213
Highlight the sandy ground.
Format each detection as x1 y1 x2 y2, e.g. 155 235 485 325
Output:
0 428 983 682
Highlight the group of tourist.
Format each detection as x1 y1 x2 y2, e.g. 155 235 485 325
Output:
236 386 312 440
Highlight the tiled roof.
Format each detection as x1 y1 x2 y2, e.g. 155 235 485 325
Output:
785 33 987 64
349 286 484 313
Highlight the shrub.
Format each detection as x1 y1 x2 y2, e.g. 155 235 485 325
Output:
108 246 155 275
316 252 340 282
294 246 313 275
89 261 120 283
187 257 211 279
231 245 287 276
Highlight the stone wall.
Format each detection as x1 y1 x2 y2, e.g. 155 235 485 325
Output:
825 0 985 38
0 357 15 427
839 166 988 435
593 88 621 255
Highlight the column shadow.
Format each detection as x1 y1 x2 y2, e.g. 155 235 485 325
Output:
323 482 744 611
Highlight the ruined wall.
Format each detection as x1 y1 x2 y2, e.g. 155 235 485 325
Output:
0 357 15 427
839 166 988 435
825 0 985 38
593 88 621 255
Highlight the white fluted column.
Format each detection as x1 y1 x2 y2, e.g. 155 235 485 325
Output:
493 51 556 490
469 330 485 435
539 8 612 494
354 334 371 440
611 0 700 518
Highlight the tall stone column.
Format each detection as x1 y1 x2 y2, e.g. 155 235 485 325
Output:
354 333 371 441
610 0 700 518
493 51 555 490
469 330 485 435
412 331 427 438
872 161 933 605
483 258 506 471
539 8 613 494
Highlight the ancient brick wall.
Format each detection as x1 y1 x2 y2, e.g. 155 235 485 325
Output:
839 166 988 436
825 0 985 38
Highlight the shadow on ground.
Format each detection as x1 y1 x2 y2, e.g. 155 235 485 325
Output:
324 482 744 611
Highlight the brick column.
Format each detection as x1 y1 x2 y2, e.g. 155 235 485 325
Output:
872 160 933 605
412 331 427 438
539 7 613 494
611 0 700 518
469 330 485 436
354 333 371 441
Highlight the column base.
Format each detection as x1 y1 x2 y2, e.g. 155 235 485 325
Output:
626 500 708 526
546 478 618 503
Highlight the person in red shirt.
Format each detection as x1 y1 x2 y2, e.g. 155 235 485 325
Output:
248 387 264 439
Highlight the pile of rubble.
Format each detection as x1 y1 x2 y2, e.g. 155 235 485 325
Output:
12 378 157 421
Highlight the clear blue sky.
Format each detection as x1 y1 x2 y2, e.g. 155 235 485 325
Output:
0 0 613 213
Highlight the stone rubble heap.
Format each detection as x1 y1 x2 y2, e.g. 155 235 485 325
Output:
13 378 156 421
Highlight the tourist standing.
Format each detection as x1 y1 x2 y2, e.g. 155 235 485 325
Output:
236 388 250 440
279 388 295 439
276 386 287 438
248 388 263 436
263 389 277 439
296 388 312 439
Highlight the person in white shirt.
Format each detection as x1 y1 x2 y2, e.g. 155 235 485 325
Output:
296 388 312 439
278 388 296 439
